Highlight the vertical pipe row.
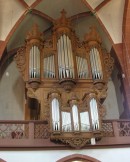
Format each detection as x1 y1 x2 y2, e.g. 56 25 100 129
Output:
90 47 103 80
43 55 55 78
57 35 75 79
76 56 88 79
29 46 40 79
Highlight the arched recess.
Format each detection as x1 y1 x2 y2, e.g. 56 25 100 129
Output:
56 154 101 162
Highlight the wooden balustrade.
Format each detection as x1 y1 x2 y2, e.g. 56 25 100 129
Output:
0 120 130 148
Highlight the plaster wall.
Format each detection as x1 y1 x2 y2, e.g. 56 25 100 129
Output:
104 79 120 119
0 61 24 120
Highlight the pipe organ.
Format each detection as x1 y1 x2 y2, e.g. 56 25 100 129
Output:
14 10 114 148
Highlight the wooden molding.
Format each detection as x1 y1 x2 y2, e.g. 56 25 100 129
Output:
95 0 111 12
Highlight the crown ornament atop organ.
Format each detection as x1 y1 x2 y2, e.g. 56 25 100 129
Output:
14 10 114 148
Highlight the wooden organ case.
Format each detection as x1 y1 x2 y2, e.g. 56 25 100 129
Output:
14 10 114 148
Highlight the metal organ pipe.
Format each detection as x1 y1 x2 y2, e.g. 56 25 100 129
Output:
66 36 72 78
57 39 62 79
76 56 88 79
29 45 40 79
90 98 99 130
44 55 55 78
68 37 74 78
52 55 55 78
80 112 90 131
57 35 74 79
95 47 103 79
72 105 79 131
62 112 72 132
90 47 103 80
51 98 60 131
29 47 32 78
61 36 65 78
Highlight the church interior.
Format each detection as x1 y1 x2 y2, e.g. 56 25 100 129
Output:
0 0 130 162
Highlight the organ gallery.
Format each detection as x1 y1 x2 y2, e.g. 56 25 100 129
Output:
14 10 114 148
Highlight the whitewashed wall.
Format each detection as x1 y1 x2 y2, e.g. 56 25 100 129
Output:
104 79 120 119
0 61 24 120
0 147 130 162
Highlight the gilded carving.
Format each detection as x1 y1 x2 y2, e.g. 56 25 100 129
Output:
60 137 90 148
104 54 114 80
14 46 26 80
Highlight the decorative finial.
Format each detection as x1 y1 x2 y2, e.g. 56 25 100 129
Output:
53 9 72 31
60 9 67 18
26 23 43 41
84 26 101 44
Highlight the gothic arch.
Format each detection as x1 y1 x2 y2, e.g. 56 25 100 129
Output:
56 154 101 162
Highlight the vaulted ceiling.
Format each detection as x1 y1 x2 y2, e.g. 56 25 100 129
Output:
0 0 125 62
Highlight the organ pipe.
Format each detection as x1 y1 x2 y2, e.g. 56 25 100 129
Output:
80 112 90 131
89 47 103 80
62 111 72 132
90 98 99 130
57 35 74 79
76 56 88 79
51 98 60 131
44 55 55 78
72 105 79 131
29 46 40 79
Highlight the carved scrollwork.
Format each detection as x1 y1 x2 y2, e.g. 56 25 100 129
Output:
75 36 84 49
44 37 53 48
14 46 26 80
60 137 90 148
59 79 76 92
104 54 114 80
27 88 36 98
94 84 108 103
98 105 106 118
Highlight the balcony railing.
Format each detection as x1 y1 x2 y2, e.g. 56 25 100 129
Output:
0 120 130 148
